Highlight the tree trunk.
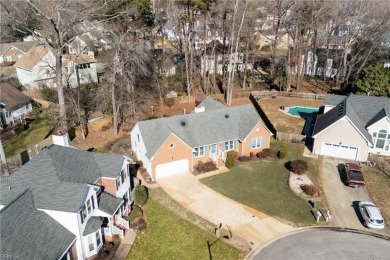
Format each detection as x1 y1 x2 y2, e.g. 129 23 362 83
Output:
112 82 118 135
55 48 67 130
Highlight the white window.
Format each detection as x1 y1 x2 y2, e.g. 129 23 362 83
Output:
95 230 101 247
6 56 12 61
193 146 205 158
80 197 95 224
251 138 264 149
373 130 390 151
223 140 234 151
88 235 94 251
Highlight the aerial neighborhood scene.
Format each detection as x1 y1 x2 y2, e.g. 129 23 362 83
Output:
1 0 390 259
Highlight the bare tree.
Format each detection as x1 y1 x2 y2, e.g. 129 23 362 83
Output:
1 0 101 130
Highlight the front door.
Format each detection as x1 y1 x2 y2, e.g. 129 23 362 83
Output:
211 144 217 154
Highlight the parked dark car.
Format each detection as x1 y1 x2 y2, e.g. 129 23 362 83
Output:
344 163 365 188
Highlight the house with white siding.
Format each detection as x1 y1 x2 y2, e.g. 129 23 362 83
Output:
0 145 138 259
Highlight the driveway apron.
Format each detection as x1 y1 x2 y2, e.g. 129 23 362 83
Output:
158 173 296 249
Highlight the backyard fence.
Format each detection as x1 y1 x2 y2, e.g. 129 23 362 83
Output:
251 91 325 101
276 132 306 144
4 136 53 174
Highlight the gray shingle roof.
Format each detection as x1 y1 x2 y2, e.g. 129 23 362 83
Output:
314 94 390 144
196 97 226 111
83 217 103 236
0 83 32 110
32 183 88 212
0 190 76 260
0 145 126 212
138 104 269 159
98 192 123 216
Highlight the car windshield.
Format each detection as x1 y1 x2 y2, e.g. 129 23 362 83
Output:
366 205 383 220
350 170 361 175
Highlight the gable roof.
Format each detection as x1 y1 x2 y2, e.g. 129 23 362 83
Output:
14 46 51 71
0 190 76 260
0 41 40 56
313 94 390 143
98 192 124 216
137 103 270 159
0 83 32 110
196 97 226 111
63 54 96 66
0 145 125 211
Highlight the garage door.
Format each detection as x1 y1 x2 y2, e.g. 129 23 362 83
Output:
321 143 358 161
155 159 189 179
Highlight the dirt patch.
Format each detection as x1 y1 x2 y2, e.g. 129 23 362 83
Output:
156 102 196 117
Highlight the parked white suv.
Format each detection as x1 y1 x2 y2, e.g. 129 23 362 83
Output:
358 201 385 230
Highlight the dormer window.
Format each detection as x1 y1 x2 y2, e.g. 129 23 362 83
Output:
80 197 95 224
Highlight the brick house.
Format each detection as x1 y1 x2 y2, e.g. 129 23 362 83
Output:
0 41 39 65
130 97 273 180
0 145 138 259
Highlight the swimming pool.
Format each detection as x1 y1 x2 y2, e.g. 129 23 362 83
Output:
287 106 319 118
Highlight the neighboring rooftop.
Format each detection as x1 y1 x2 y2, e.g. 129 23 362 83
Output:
0 83 32 110
0 41 40 55
313 94 390 142
14 46 51 71
63 54 96 66
0 190 76 260
0 145 125 210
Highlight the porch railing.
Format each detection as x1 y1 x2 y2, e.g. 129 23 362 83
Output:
102 227 112 237
219 150 226 162
117 215 130 229
111 225 124 238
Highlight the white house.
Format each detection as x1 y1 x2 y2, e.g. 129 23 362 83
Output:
200 40 249 76
14 46 98 89
0 145 138 259
0 83 33 127
312 94 390 161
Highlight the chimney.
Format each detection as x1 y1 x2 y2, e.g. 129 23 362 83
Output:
51 131 70 147
194 106 205 113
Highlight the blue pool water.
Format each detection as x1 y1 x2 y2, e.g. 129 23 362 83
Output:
287 106 319 118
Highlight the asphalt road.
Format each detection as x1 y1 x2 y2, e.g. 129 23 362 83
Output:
320 156 389 235
253 229 390 260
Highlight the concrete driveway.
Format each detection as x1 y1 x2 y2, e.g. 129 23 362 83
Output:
158 173 296 249
320 156 389 235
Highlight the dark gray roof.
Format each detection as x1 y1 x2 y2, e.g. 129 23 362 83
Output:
325 94 390 123
196 97 226 111
98 192 124 216
0 145 125 211
83 217 103 236
138 104 269 159
366 108 390 128
313 94 390 144
0 190 76 260
32 183 88 212
0 83 32 110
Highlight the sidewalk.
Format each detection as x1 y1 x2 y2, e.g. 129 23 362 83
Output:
112 229 137 260
158 173 296 250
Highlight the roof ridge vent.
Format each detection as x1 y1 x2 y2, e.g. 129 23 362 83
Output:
225 114 229 118
181 121 186 126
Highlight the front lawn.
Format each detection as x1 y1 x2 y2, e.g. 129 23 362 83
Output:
4 112 56 157
128 188 243 259
363 167 390 227
201 142 323 227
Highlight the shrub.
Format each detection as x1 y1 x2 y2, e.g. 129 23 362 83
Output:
164 97 176 107
39 84 58 103
257 148 277 158
128 206 143 222
250 152 255 157
134 185 149 206
239 156 252 162
260 45 271 51
225 156 235 168
290 159 308 174
197 161 217 173
278 148 287 159
226 150 239 160
301 184 319 196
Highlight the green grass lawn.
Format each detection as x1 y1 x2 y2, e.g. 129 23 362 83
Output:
201 141 322 227
128 188 243 259
4 112 56 157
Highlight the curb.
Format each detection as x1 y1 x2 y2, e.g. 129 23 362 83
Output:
244 226 390 260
